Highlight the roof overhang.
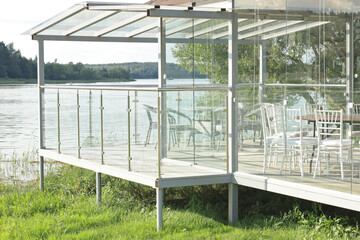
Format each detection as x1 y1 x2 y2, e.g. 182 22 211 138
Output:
24 1 333 44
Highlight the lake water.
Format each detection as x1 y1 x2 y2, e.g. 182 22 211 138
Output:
0 78 214 156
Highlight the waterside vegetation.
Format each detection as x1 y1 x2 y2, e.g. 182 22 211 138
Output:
0 155 360 239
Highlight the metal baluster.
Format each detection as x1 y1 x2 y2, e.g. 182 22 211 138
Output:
57 89 61 154
226 94 229 173
77 89 81 159
128 91 132 171
100 90 104 165
157 93 161 178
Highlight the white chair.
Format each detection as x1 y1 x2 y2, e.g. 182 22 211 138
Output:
313 109 352 180
261 105 317 176
351 104 360 138
280 108 318 177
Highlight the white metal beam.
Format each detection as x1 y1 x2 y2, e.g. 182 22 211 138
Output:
234 171 360 212
95 12 147 37
238 20 303 40
261 21 329 40
148 8 232 20
126 22 158 38
64 11 119 36
213 19 276 39
29 4 86 35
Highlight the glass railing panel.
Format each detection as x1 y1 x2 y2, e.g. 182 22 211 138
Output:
59 89 77 157
79 90 101 162
163 90 227 176
129 90 158 174
102 90 128 167
43 88 57 150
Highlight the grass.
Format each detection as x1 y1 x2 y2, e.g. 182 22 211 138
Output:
1 165 360 239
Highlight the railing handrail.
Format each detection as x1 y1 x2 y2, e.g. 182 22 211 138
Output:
40 84 230 91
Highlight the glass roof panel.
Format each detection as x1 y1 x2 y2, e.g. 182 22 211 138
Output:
76 11 139 34
103 17 158 37
40 10 114 34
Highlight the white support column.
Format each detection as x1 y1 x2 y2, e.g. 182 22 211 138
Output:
228 9 239 225
156 188 164 231
346 20 354 113
96 172 101 204
259 42 267 104
37 40 45 191
158 17 167 164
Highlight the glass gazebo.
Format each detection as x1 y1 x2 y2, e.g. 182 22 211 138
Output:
25 0 360 230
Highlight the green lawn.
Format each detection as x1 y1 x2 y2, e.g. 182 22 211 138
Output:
0 165 359 239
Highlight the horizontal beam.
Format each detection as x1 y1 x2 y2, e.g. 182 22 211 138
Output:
32 34 258 44
147 9 232 20
157 174 231 188
40 149 157 188
234 171 360 212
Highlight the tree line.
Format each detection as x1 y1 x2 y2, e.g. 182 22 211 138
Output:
0 41 131 81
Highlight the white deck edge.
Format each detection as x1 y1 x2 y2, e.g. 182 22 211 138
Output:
40 149 157 188
234 171 360 212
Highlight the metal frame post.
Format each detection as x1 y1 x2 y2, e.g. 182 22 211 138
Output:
346 20 354 113
77 89 81 159
259 42 267 103
228 9 239 225
156 188 164 230
128 91 132 171
157 17 166 231
96 172 101 204
158 17 167 160
57 89 61 154
38 40 45 191
100 90 104 164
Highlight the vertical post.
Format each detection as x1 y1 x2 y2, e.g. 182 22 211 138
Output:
158 17 167 160
57 89 61 154
77 89 81 159
346 20 354 113
89 90 93 146
128 91 132 171
38 40 45 191
96 172 101 204
228 9 239 225
134 91 138 144
156 188 164 231
100 90 104 165
259 42 267 104
157 17 166 231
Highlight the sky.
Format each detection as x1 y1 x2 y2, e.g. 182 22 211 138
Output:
0 0 160 64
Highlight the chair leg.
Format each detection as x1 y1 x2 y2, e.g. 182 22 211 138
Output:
280 147 286 175
144 126 152 146
340 148 344 180
299 147 304 177
313 147 321 178
263 143 268 173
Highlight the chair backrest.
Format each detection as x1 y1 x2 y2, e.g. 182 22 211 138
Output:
315 109 343 142
143 104 156 124
304 103 326 115
354 104 360 115
285 108 303 139
261 104 284 139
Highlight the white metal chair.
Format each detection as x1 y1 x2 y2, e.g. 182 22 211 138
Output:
351 104 360 138
262 105 317 176
280 108 318 177
313 109 352 180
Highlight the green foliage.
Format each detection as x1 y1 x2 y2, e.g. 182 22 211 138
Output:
1 165 360 239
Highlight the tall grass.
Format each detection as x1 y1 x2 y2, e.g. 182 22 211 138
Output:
0 163 360 239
